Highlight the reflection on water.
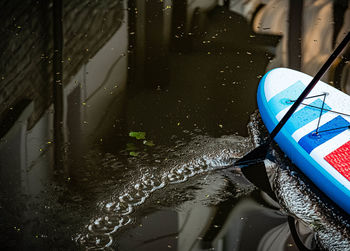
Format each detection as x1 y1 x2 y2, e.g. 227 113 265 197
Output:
115 180 292 251
1 0 350 250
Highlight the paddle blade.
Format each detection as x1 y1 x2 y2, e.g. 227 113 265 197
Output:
234 142 270 167
241 160 277 200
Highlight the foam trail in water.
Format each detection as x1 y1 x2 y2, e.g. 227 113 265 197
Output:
76 135 251 250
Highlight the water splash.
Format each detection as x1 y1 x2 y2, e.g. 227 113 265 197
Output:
76 135 252 249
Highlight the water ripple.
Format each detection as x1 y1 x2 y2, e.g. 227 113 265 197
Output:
76 135 251 249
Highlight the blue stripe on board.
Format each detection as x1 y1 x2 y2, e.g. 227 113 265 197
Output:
268 81 305 115
298 115 350 154
284 99 331 134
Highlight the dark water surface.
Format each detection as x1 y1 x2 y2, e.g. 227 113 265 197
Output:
72 6 285 250
1 1 350 250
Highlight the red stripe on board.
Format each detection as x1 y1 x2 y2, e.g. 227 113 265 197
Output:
324 141 350 181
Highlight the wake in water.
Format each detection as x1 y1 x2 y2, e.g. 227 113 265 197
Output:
76 134 252 249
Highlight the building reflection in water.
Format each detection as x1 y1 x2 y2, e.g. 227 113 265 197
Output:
0 0 128 193
0 0 128 247
116 173 316 251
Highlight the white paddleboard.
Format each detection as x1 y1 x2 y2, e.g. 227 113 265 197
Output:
257 68 350 214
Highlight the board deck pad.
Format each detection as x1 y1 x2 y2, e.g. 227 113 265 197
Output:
285 98 331 134
298 115 350 154
325 141 350 181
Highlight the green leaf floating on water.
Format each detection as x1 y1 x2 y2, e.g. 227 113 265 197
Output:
143 140 155 147
129 131 146 140
129 151 139 157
